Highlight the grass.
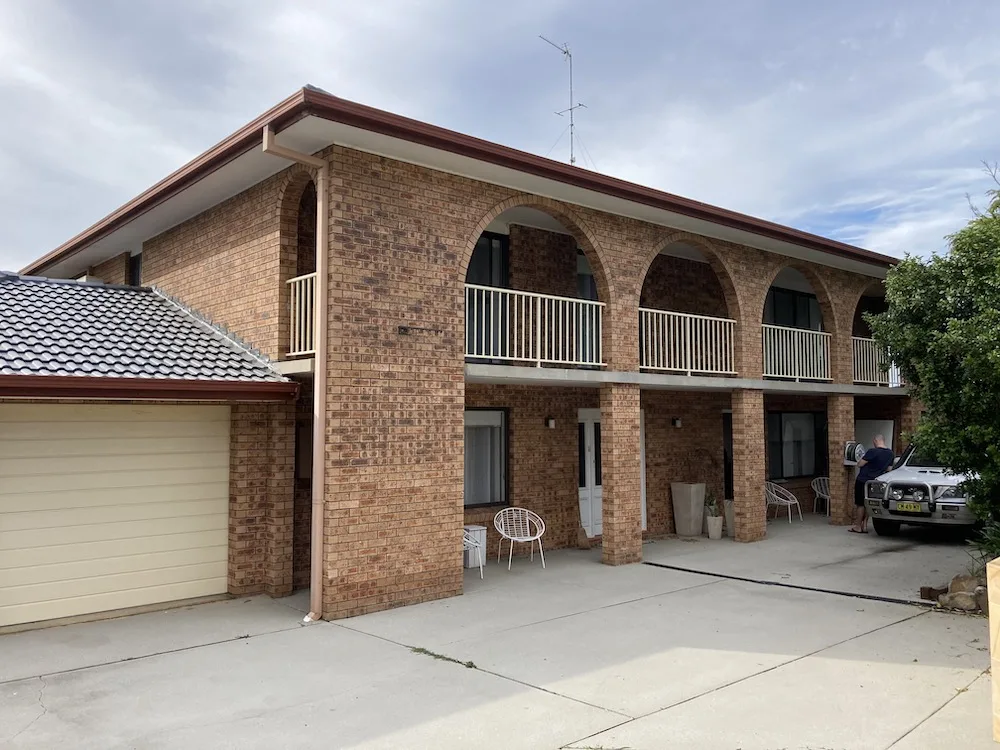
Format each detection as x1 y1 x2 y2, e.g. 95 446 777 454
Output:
410 646 476 669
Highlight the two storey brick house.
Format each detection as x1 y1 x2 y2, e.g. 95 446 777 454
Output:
8 86 913 626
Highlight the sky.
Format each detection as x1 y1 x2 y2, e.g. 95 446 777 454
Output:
1 0 999 272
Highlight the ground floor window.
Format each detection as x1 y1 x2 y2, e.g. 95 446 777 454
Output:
767 411 828 479
464 409 507 506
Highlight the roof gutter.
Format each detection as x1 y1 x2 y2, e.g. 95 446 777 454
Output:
262 125 329 624
0 375 299 401
22 88 898 279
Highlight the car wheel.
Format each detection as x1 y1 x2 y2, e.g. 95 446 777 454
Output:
872 519 901 537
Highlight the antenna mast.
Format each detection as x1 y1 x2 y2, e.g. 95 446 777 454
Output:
540 35 586 165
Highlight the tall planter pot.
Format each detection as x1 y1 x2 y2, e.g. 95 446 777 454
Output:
671 482 706 537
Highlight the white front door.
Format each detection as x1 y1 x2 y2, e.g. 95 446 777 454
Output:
578 408 647 539
578 409 603 538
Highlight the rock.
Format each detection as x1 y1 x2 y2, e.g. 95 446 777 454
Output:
920 585 948 602
938 591 980 611
576 527 591 550
976 586 989 615
949 574 980 594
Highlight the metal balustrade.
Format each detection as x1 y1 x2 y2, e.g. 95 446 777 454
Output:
762 324 831 381
639 308 737 375
287 272 317 356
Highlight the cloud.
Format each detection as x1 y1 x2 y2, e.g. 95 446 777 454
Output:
1 0 998 271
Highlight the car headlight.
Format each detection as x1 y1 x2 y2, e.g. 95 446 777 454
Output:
911 489 926 502
933 485 963 499
867 481 887 498
889 487 904 500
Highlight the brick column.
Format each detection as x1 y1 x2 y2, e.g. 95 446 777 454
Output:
264 402 295 597
228 403 295 597
899 398 922 446
600 383 643 565
731 389 766 542
828 394 856 525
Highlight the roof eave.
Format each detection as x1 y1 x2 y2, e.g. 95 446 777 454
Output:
0 375 299 402
21 86 898 277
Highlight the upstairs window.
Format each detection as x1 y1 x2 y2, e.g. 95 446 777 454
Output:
127 253 142 286
764 287 821 331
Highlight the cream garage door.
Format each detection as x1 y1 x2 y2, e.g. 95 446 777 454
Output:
0 403 231 627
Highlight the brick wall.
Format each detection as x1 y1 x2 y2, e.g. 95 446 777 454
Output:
640 254 728 318
641 390 729 535
142 172 290 360
463 385 598 556
229 402 295 597
89 252 129 285
509 224 578 298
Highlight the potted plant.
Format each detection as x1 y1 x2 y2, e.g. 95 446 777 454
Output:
705 490 724 540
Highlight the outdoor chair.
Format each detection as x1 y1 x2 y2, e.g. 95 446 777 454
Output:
765 481 804 523
811 476 831 517
494 507 546 570
463 528 484 579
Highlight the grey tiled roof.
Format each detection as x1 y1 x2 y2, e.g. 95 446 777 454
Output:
0 273 287 382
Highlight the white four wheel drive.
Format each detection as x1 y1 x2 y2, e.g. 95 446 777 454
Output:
864 445 977 536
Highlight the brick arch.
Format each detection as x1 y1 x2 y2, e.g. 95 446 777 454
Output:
758 260 838 336
275 167 317 358
846 277 887 337
460 194 614 306
638 231 743 323
276 167 317 262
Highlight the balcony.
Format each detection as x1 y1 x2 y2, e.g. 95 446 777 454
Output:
287 272 317 357
465 285 605 367
639 309 737 375
762 324 831 381
852 336 903 386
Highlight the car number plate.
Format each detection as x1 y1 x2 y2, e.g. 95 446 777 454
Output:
895 501 922 513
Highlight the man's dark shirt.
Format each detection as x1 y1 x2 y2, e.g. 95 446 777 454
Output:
857 447 894 483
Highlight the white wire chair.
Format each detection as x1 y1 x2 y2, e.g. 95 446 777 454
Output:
811 476 831 517
764 481 803 523
463 529 484 579
494 507 546 571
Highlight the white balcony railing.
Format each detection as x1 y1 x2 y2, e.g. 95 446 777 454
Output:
639 309 737 375
465 284 605 367
762 324 831 381
287 272 317 356
853 336 903 386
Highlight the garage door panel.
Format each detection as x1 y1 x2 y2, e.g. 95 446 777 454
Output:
0 450 230 478
1 514 230 551
4 561 229 608
0 435 229 460
4 499 228 532
5 546 228 587
0 420 231 441
0 466 229 497
0 403 232 626
0 579 229 628
0 529 229 569
0 481 229 513
0 403 230 423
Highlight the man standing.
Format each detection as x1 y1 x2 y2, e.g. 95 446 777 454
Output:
851 434 895 533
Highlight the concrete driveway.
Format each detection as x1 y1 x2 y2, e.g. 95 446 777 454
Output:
1 521 991 749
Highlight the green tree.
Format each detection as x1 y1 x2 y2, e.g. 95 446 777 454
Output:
867 167 1000 520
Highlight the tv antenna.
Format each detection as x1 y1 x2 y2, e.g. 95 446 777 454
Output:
540 35 586 165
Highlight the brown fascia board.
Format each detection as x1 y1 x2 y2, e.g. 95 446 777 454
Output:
0 375 299 402
22 86 897 276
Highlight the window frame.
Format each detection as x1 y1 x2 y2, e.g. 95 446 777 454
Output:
466 232 510 288
764 286 822 331
463 407 510 509
766 410 828 480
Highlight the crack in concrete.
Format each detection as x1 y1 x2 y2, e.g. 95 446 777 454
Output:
885 668 990 749
560 609 930 749
8 675 47 742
